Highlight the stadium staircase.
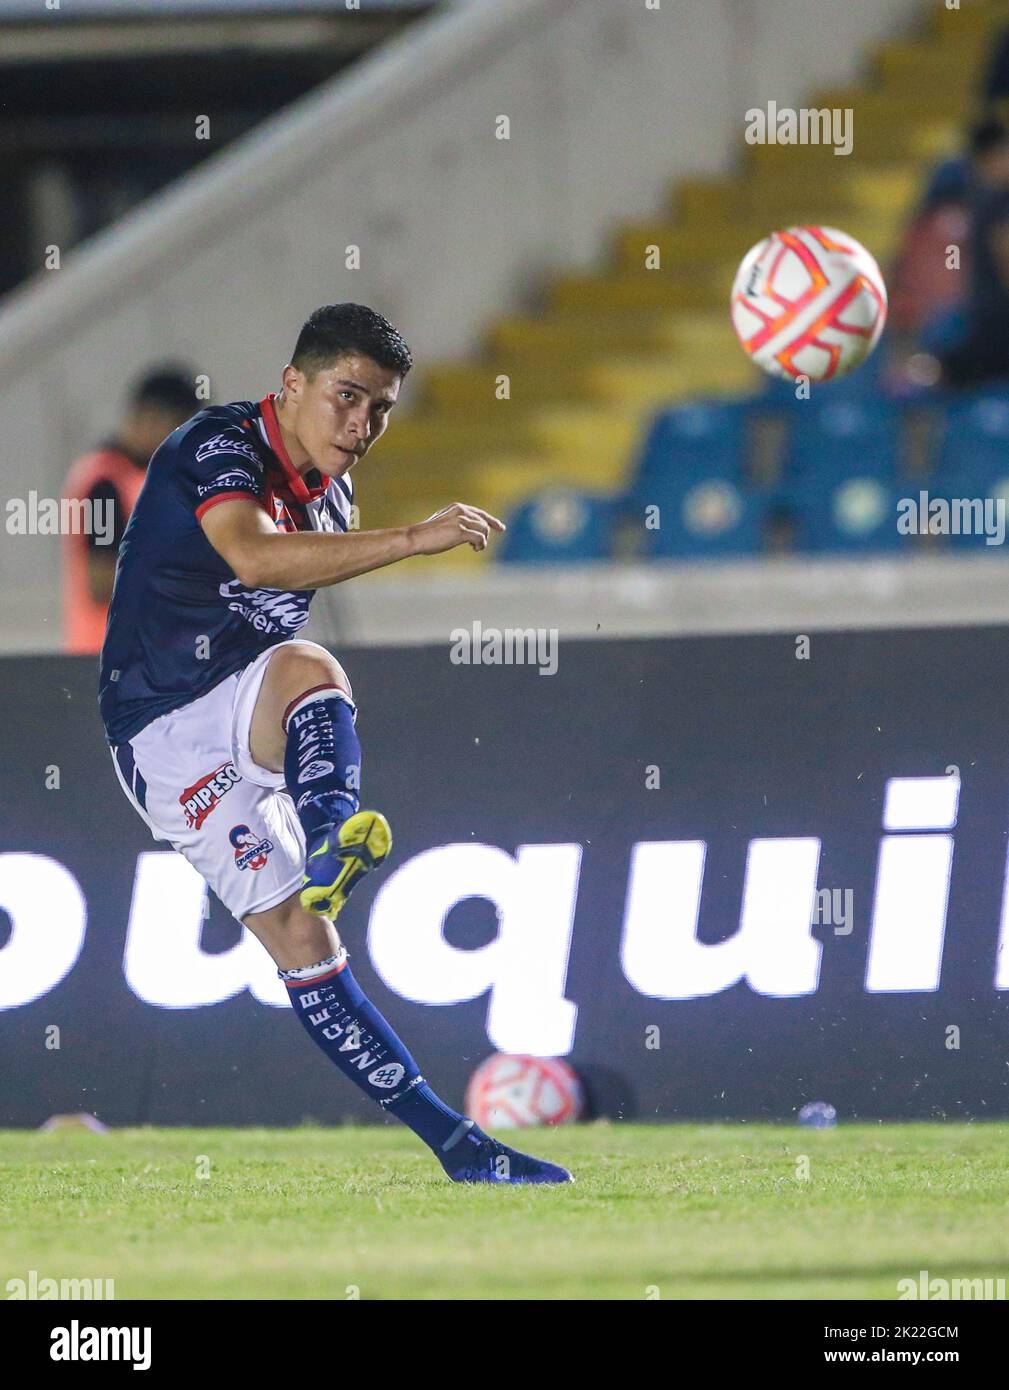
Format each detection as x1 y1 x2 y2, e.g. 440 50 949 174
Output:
359 0 1004 571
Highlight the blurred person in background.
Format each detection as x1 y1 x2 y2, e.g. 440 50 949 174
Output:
62 365 199 654
887 157 970 385
982 25 1009 109
937 117 1009 390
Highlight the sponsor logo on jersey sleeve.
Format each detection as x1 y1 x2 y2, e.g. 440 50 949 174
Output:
194 432 263 469
196 469 259 498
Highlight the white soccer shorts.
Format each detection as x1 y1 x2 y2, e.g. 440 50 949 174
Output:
109 640 337 921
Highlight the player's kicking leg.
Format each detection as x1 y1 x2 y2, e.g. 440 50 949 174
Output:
245 641 573 1185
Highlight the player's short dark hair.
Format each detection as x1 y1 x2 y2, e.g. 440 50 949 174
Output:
130 365 199 416
968 116 1009 159
291 303 413 380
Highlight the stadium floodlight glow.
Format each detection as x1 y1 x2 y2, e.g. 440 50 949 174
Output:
0 853 87 1010
122 851 288 1009
367 842 581 1056
620 838 822 1000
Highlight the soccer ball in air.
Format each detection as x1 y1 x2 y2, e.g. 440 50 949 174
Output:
730 225 887 383
465 1053 585 1129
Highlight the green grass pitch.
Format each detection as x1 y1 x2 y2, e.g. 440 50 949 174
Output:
1 1122 1007 1300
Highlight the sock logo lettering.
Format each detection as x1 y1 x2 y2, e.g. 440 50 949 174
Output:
285 962 461 1154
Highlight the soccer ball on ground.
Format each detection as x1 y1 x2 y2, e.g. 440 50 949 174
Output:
730 225 887 383
465 1053 585 1129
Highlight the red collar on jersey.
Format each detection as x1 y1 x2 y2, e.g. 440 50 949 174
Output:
258 393 328 504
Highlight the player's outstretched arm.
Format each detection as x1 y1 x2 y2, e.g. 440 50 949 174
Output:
200 497 505 590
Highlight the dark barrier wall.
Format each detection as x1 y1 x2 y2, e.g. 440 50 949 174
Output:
2 627 1009 1127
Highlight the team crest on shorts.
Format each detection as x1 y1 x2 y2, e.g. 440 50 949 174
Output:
229 824 274 872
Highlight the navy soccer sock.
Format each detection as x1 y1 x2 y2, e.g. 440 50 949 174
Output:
281 952 471 1155
282 685 361 841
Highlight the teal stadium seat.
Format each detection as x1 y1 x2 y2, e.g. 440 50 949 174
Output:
632 401 748 497
641 477 763 558
498 488 615 564
791 474 905 553
784 398 901 485
933 391 1009 496
624 402 762 557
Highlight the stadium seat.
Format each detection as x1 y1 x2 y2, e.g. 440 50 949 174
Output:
932 391 1009 495
497 488 615 564
630 400 749 505
639 476 763 559
790 474 905 554
784 397 901 486
923 466 1009 553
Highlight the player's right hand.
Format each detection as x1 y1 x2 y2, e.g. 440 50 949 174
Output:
408 502 506 555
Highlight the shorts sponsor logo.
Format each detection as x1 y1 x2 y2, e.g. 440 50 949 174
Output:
229 824 274 872
180 762 241 829
299 759 334 783
194 433 263 468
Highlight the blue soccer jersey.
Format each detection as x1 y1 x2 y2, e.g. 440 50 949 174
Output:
99 393 354 745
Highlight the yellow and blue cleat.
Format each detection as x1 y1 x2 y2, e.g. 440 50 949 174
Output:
300 810 392 918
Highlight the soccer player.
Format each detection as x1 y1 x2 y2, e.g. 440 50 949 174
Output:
99 303 572 1185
